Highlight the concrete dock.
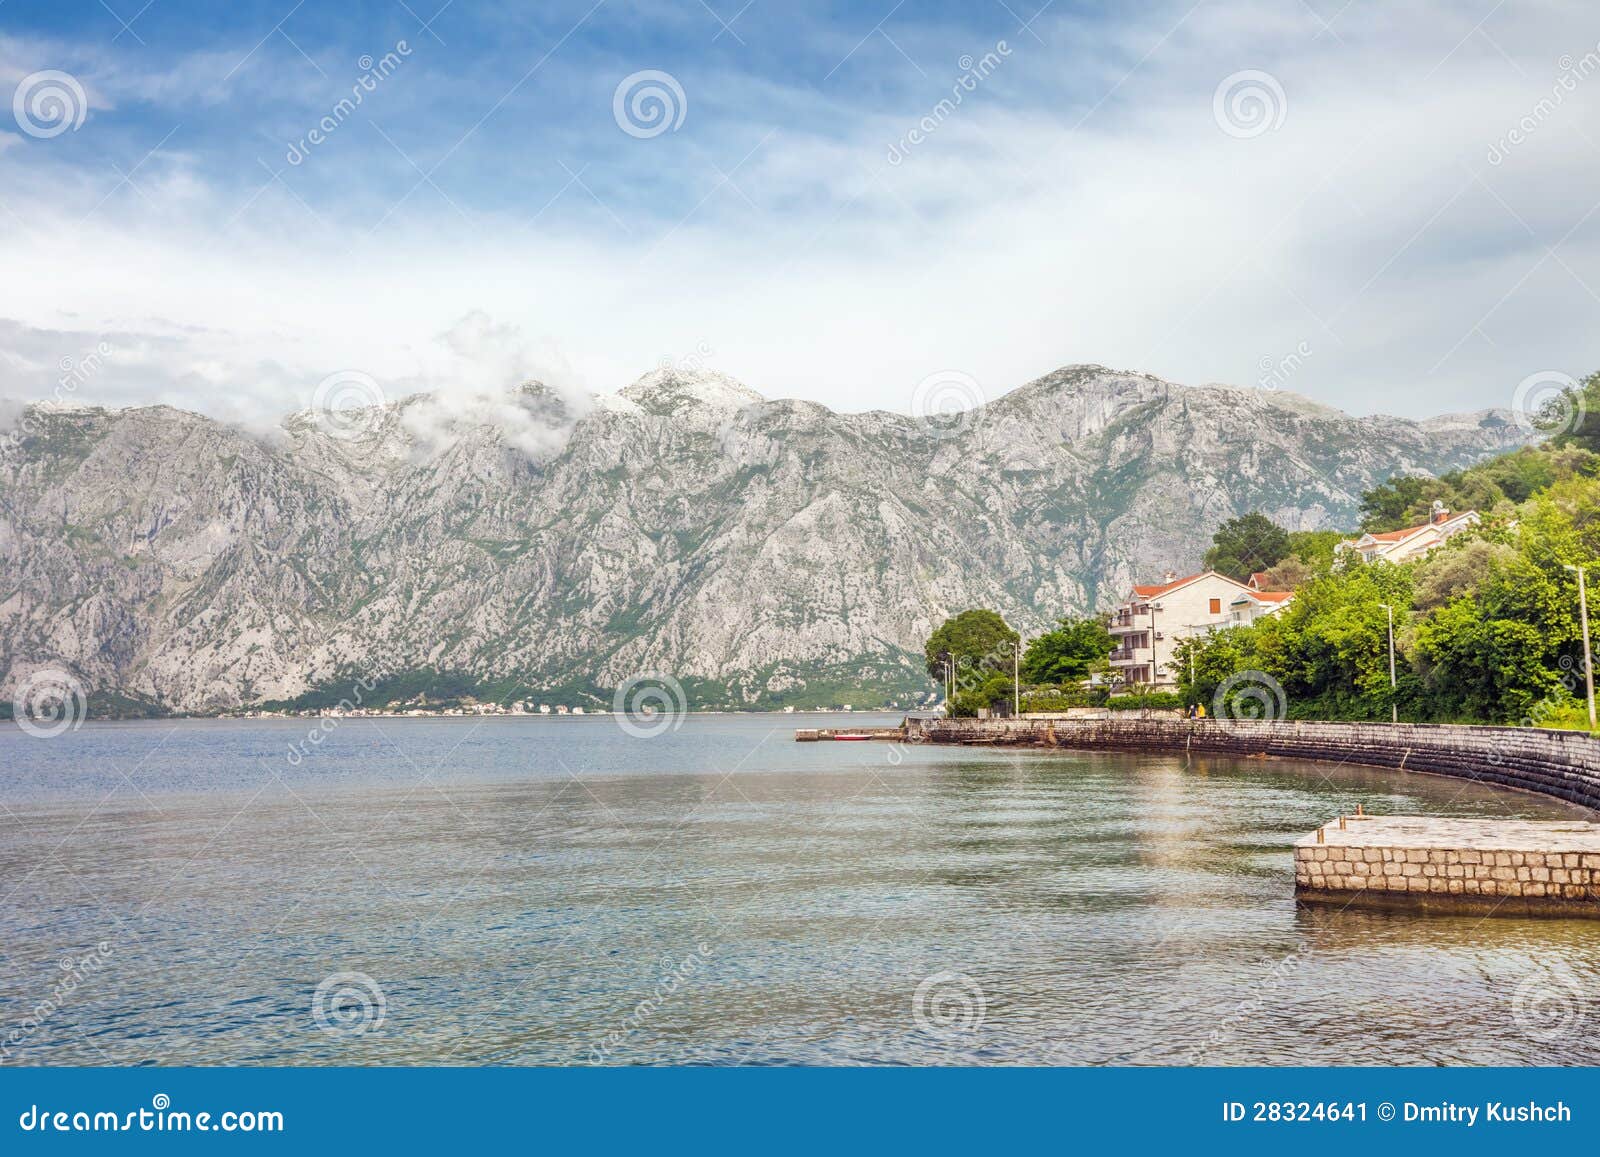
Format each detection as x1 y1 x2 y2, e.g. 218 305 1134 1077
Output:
1296 815 1600 917
793 727 902 742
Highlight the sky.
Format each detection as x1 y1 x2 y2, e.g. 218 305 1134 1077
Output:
0 0 1597 428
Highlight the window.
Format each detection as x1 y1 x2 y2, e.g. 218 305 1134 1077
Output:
1208 598 1221 614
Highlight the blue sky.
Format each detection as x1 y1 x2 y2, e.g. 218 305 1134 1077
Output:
1 0 1597 426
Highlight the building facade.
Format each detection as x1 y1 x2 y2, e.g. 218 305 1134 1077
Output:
1107 570 1252 689
1230 572 1295 625
1337 504 1480 565
1229 587 1294 625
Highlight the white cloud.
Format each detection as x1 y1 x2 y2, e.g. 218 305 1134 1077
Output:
0 1 1596 423
392 312 593 459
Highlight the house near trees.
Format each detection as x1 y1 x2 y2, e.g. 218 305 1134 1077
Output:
1230 573 1296 626
1337 503 1480 565
1108 570 1250 689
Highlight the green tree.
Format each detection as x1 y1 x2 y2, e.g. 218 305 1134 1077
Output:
1174 563 1414 720
1021 616 1113 685
1356 443 1595 533
1411 539 1517 610
1545 371 1600 455
925 609 1019 714
1174 626 1258 706
1358 474 1457 532
1172 433 1600 729
1413 596 1562 723
1474 445 1570 502
948 672 1017 717
1202 513 1292 580
1258 554 1314 591
1285 529 1345 569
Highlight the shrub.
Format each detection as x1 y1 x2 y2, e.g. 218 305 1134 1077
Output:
1106 692 1184 710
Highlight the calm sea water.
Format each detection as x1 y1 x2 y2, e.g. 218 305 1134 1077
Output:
1 713 1597 1066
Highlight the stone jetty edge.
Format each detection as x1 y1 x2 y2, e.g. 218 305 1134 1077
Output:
898 717 1600 813
1294 821 1600 918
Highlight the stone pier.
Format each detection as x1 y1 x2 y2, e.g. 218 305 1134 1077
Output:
1295 815 1600 918
902 717 1600 812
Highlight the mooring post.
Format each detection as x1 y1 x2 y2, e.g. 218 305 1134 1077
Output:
1316 827 1325 843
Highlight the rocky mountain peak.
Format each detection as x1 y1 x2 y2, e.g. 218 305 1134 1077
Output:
618 368 767 416
0 362 1540 712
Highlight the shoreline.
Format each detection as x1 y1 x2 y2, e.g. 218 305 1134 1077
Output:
1 707 915 730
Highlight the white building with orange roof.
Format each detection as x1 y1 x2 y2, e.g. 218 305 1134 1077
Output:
1106 570 1252 689
1337 502 1480 566
1230 572 1295 625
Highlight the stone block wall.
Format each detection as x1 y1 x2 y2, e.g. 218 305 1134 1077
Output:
904 717 1600 813
1295 844 1600 901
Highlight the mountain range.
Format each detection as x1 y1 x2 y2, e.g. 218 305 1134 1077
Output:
0 364 1532 712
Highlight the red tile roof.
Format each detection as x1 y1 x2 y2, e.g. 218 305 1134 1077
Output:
1349 511 1480 551
1232 588 1295 604
1131 571 1208 597
1130 571 1251 598
1364 523 1433 543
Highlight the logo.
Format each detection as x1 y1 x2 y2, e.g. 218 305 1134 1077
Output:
12 668 88 738
613 70 687 139
13 71 88 139
1511 963 1586 1041
1511 370 1584 436
310 371 387 440
312 971 387 1037
911 371 985 440
1211 670 1287 734
1212 70 1287 139
912 970 986 1038
612 673 689 738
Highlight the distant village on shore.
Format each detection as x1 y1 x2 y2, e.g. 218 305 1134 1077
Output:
236 701 871 720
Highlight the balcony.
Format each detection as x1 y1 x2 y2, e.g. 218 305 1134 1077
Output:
1108 606 1152 634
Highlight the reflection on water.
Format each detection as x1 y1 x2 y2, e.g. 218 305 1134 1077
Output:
0 715 1597 1066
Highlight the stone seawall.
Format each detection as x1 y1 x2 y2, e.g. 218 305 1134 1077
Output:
903 717 1600 813
1295 816 1600 918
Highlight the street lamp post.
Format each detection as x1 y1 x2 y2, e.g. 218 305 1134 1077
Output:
1565 564 1597 729
1377 603 1398 724
1149 602 1161 690
1014 636 1021 718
